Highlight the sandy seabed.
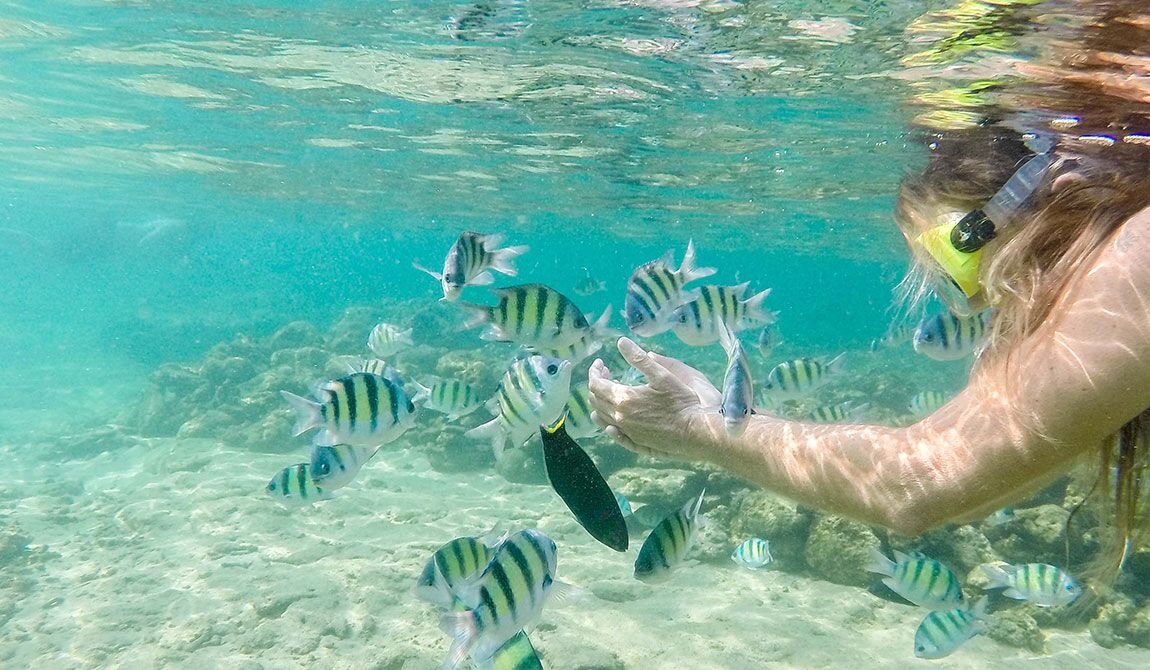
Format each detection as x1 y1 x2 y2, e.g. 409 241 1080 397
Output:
3 436 1149 670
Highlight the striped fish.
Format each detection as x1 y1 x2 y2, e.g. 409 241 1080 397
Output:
491 632 544 670
909 390 948 418
308 443 378 491
412 378 484 420
346 357 391 377
808 401 868 423
865 549 965 610
414 533 504 608
762 354 845 399
670 283 777 346
912 309 991 361
914 598 989 659
367 322 413 358
466 356 573 458
280 371 417 448
415 231 528 301
265 463 332 504
634 490 706 582
439 529 561 669
731 538 773 569
755 325 781 358
868 322 916 352
460 284 612 362
718 322 754 436
623 239 715 337
562 381 600 440
980 562 1081 607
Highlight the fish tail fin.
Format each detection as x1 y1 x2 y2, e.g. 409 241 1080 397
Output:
864 548 895 577
413 261 443 281
489 244 529 277
410 380 431 404
590 304 618 339
744 287 777 325
971 595 991 620
465 417 506 458
845 402 871 421
439 610 478 670
399 328 414 346
979 563 1013 590
678 239 716 285
825 352 847 375
689 487 706 521
716 317 739 359
457 301 492 331
280 391 322 436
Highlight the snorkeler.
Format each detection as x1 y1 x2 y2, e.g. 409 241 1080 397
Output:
588 0 1150 579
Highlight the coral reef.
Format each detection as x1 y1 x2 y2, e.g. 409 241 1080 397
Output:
803 515 881 587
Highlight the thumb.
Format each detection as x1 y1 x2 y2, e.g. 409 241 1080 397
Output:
617 337 689 395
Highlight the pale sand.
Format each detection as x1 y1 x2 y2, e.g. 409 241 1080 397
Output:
3 437 1149 669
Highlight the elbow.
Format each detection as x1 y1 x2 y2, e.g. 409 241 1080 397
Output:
879 483 957 537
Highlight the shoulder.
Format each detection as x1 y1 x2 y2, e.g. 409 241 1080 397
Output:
1113 205 1150 257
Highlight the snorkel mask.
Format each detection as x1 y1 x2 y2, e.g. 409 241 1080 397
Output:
916 135 1057 314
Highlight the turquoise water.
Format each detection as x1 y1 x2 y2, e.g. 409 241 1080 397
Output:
5 1 1149 668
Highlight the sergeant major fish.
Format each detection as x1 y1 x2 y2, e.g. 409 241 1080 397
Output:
762 354 845 400
438 529 565 670
367 322 413 358
980 562 1081 607
562 381 601 440
634 490 707 582
912 309 991 361
808 401 869 423
909 390 948 418
265 463 332 504
308 443 377 491
623 240 715 337
411 378 484 420
414 532 505 608
731 538 773 569
281 370 416 448
865 549 965 610
717 321 754 436
914 598 990 659
415 231 528 301
460 283 613 362
466 355 573 458
670 282 776 346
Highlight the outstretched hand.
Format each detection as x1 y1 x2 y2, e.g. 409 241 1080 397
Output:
587 337 724 462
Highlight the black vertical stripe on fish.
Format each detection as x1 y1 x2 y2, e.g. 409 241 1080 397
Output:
297 464 310 499
500 386 525 425
329 386 341 427
634 276 662 308
540 419 628 552
342 378 358 432
364 373 380 432
513 287 527 337
503 541 537 609
280 467 291 495
478 582 499 633
526 361 545 395
688 299 702 328
386 378 399 429
648 270 673 302
534 287 549 340
490 561 519 620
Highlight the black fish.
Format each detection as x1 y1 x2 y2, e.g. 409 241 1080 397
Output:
540 417 628 552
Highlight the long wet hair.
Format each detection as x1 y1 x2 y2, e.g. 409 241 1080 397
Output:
895 0 1150 584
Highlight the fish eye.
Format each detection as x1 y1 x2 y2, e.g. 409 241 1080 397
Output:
741 407 749 416
444 273 455 283
546 364 558 375
315 462 329 475
267 481 276 492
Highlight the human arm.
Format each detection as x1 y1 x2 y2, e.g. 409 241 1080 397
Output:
589 206 1150 536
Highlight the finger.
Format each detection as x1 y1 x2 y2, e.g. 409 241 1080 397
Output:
590 410 612 430
617 337 687 394
588 373 629 408
605 425 645 454
589 358 611 381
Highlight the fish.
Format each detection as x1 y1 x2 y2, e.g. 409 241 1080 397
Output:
865 549 965 610
634 490 707 582
807 401 869 423
439 529 564 670
459 284 613 362
912 309 991 361
914 598 990 659
573 267 606 297
412 378 484 420
308 443 378 491
908 390 948 418
367 322 413 358
415 231 528 301
490 632 544 670
762 354 845 399
466 355 573 457
346 357 391 377
754 325 781 358
717 321 754 436
980 562 1082 607
731 538 773 569
280 370 417 448
615 492 633 519
623 239 716 337
670 283 777 346
983 508 1014 527
868 323 916 351
562 381 600 440
414 532 505 608
540 417 629 552
265 463 332 504
631 503 672 529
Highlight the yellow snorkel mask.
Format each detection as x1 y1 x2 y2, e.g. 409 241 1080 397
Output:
916 137 1057 314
